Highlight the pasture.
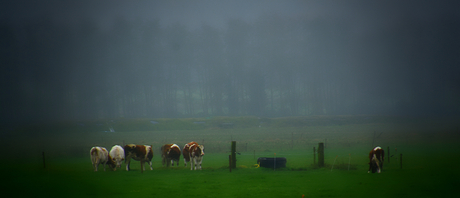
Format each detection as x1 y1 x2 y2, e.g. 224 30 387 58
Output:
1 116 459 197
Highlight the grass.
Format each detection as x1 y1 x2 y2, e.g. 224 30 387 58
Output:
4 148 459 198
1 116 459 197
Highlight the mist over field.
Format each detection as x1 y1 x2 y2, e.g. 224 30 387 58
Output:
1 2 460 197
1 0 460 124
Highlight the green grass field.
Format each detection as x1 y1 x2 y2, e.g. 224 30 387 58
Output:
2 116 459 197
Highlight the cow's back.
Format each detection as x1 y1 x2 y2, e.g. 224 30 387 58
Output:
91 147 108 162
169 144 181 159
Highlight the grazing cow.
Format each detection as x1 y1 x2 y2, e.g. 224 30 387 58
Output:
368 146 385 173
183 141 205 170
109 145 125 171
124 144 154 173
90 146 110 171
161 144 181 167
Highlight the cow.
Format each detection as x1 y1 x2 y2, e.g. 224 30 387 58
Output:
109 145 125 171
161 144 181 167
368 146 385 173
183 141 205 170
90 146 111 171
124 144 154 173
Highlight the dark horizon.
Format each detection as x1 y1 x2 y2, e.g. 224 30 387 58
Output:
1 0 460 124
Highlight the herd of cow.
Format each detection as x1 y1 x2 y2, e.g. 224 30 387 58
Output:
91 142 384 173
90 141 204 173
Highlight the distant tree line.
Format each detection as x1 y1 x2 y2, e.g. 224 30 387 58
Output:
1 14 459 123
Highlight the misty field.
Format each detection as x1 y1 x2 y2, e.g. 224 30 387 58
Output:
2 116 459 197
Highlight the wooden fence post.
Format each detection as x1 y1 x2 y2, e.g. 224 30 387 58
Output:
231 141 236 169
387 146 390 163
318 143 324 167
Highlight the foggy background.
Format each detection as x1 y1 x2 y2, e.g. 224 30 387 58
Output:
1 0 459 124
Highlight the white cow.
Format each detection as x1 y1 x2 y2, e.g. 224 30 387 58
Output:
90 146 109 171
109 145 125 170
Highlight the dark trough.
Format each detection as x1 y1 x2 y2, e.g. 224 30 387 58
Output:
257 157 287 169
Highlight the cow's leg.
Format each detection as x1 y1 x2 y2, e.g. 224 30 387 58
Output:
126 158 131 171
92 160 97 171
194 157 198 170
95 158 100 171
184 158 187 167
374 156 381 173
191 157 194 170
368 161 372 173
368 154 376 173
103 162 106 171
91 156 96 171
198 157 202 170
140 161 144 173
148 161 153 170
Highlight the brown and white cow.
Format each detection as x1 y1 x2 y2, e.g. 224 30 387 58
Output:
124 144 153 173
161 144 181 167
368 146 385 173
90 146 111 171
109 145 125 171
183 141 205 170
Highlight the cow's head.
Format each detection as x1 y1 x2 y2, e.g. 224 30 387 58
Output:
107 155 117 170
197 145 205 156
112 156 124 169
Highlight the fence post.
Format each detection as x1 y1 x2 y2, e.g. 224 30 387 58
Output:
387 146 390 163
400 154 403 169
318 143 324 167
231 141 236 169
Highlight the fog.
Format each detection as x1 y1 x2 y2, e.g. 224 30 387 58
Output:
1 0 459 124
